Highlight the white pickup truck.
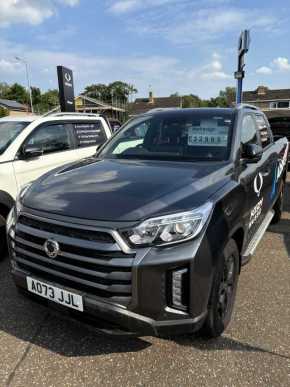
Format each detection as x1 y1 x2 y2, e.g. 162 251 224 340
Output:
0 112 112 257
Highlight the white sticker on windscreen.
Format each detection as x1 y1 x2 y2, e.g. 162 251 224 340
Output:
188 124 228 147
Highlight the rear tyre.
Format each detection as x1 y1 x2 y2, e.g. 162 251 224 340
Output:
199 239 240 339
271 182 284 224
0 214 7 261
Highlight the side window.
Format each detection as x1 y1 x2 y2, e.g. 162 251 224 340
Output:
111 120 150 155
241 115 259 146
73 121 106 148
26 124 72 155
255 115 272 148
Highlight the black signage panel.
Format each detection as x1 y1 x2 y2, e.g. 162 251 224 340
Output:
57 66 75 112
73 122 106 147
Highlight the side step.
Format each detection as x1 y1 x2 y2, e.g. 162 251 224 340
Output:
241 210 274 266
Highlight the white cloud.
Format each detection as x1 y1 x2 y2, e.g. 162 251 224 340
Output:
109 0 139 13
256 66 272 75
108 0 176 14
199 53 231 80
0 38 235 99
272 57 290 71
166 9 279 44
123 4 280 46
0 0 80 27
0 59 21 73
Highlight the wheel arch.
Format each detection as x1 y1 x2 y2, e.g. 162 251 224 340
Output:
229 226 245 272
0 190 15 219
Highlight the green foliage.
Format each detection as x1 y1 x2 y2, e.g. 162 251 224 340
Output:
3 83 29 104
84 81 137 103
34 89 59 114
31 87 41 106
181 87 236 108
0 106 8 118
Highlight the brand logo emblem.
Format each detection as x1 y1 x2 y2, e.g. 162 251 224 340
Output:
64 72 71 82
254 172 263 197
44 239 60 259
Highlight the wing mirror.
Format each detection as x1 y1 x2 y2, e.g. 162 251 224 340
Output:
243 143 263 163
22 145 43 159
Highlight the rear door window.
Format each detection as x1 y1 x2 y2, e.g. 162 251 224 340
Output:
72 121 106 148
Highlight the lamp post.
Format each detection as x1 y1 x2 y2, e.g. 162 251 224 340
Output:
234 30 250 105
15 56 34 113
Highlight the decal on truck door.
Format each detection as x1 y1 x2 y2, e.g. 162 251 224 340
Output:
254 173 263 198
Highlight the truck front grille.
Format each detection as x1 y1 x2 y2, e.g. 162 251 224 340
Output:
12 214 135 306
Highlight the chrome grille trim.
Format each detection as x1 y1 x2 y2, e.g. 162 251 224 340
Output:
12 212 136 306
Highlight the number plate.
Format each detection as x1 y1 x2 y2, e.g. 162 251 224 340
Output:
26 277 84 312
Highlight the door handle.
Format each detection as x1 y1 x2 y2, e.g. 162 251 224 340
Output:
262 168 271 177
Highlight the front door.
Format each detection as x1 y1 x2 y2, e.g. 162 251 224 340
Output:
13 123 77 192
239 114 269 244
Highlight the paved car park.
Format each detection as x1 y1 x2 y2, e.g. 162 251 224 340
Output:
1 179 290 387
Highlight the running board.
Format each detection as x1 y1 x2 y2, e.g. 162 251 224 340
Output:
241 210 274 266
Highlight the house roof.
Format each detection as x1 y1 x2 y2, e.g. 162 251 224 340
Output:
0 98 27 111
76 95 125 112
128 96 182 116
243 87 290 102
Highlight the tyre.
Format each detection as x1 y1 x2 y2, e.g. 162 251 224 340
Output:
0 213 7 261
271 182 284 224
199 239 240 338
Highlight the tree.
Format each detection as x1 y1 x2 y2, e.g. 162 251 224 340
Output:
31 87 41 106
0 82 10 99
181 94 202 108
83 81 137 104
38 89 59 113
4 83 28 104
0 106 8 118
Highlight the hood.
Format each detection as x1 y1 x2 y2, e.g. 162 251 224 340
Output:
24 158 232 221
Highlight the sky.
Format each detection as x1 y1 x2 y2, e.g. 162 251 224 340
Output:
0 0 290 99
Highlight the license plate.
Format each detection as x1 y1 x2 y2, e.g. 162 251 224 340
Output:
26 277 84 312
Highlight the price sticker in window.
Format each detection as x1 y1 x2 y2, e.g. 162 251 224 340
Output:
188 127 228 147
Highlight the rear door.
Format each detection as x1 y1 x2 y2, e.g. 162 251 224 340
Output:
69 120 109 159
253 113 277 212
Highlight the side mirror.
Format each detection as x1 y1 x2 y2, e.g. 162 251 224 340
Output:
243 143 263 163
22 145 43 159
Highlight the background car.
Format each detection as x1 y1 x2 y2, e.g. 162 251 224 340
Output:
0 112 111 258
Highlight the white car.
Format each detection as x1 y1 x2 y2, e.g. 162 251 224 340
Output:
0 112 112 257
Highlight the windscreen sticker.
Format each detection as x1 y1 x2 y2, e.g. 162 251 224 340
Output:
187 126 228 147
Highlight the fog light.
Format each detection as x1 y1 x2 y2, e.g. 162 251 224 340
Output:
171 268 189 311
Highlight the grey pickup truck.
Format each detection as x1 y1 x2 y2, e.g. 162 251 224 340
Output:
7 104 288 338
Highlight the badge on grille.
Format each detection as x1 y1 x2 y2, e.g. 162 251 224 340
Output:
44 239 60 259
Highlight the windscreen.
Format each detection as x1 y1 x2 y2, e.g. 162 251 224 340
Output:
99 111 235 162
0 121 30 155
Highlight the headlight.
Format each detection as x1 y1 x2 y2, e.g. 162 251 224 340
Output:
6 207 17 234
124 202 213 247
16 183 32 214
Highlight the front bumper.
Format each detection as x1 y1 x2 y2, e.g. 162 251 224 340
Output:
8 208 216 337
12 266 207 336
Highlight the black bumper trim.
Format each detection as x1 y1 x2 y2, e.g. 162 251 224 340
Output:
12 267 207 337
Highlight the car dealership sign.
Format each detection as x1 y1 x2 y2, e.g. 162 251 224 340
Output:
57 65 75 112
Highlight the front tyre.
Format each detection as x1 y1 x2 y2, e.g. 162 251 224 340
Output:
0 214 7 261
200 239 240 338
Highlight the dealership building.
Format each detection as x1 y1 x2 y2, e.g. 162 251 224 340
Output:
243 86 290 119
